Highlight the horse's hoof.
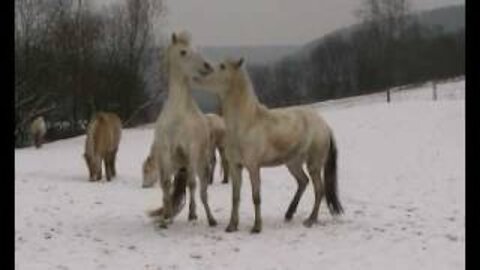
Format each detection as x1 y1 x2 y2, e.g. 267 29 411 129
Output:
284 213 294 222
158 217 172 228
303 219 316 228
208 219 218 227
188 213 198 221
250 226 262 234
158 222 169 229
225 224 238 233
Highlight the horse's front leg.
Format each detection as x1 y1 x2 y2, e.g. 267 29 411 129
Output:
198 163 217 226
158 171 173 228
247 166 262 233
226 163 243 232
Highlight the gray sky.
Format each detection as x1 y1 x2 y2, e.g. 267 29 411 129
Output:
94 0 464 46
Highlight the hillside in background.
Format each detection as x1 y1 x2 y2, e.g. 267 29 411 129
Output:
142 5 465 119
293 4 465 61
200 45 298 65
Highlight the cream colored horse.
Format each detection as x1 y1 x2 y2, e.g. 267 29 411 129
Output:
30 116 47 148
151 31 216 228
143 113 229 187
193 58 343 233
205 113 229 184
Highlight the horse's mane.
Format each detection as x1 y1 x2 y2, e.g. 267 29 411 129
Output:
229 64 268 115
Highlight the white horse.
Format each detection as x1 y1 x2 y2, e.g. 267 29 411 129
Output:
151 31 217 228
193 58 343 233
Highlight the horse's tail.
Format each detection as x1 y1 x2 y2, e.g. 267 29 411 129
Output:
172 168 188 200
324 132 343 215
147 167 188 218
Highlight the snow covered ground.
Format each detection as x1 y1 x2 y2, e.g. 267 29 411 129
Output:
15 79 465 270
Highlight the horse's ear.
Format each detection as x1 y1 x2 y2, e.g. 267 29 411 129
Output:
234 57 244 69
172 33 178 44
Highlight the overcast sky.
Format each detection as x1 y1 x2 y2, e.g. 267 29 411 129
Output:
94 0 464 46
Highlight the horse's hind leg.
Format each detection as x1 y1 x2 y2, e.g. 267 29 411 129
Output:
186 169 198 221
104 157 112 181
34 133 41 148
111 148 118 177
285 161 309 221
304 162 325 227
198 163 217 226
219 147 229 184
208 152 217 185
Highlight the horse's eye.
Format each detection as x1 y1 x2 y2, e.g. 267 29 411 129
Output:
180 50 187 56
220 64 226 70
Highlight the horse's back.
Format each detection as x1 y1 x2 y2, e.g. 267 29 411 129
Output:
255 106 331 162
88 112 122 155
205 113 226 146
30 116 46 136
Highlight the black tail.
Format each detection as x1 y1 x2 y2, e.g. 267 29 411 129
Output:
324 133 343 215
149 168 188 218
172 168 188 202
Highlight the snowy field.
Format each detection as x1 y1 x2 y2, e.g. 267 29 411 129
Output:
15 79 465 270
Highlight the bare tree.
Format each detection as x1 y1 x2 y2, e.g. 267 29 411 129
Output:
356 0 411 101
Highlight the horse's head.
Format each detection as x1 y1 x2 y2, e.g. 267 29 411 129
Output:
166 31 213 82
142 155 158 188
192 57 245 97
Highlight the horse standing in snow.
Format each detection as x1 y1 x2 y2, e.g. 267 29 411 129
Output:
30 116 47 148
151 31 216 228
205 113 229 184
193 58 343 233
142 113 228 188
83 112 122 182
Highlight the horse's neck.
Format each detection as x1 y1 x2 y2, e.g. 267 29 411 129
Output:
163 67 201 115
222 73 265 133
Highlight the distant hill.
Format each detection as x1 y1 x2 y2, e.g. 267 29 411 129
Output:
291 4 465 61
149 4 465 116
416 5 464 33
200 45 299 65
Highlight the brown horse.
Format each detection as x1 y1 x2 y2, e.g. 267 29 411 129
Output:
84 112 122 182
193 58 343 233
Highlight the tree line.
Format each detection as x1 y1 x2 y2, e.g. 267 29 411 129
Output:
15 0 464 148
247 0 464 108
15 0 166 147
